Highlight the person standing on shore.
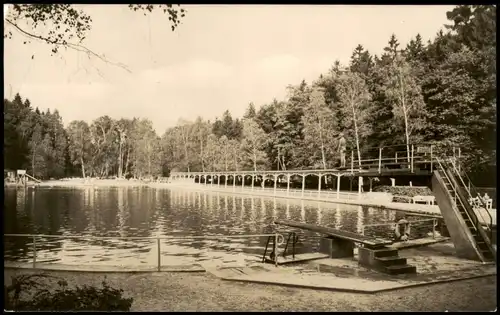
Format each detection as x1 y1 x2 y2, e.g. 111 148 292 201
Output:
338 133 346 167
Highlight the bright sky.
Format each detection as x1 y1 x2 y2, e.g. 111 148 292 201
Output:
4 5 454 133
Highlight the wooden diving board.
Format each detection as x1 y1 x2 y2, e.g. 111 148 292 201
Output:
274 220 393 248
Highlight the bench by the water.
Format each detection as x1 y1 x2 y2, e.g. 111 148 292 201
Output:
411 195 436 205
272 220 417 275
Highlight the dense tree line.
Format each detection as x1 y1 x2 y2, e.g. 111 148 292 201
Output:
4 97 162 180
3 6 496 185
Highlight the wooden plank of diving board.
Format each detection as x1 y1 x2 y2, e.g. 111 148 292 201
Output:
274 220 392 247
264 253 330 265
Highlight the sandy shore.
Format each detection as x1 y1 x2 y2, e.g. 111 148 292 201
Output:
4 268 496 311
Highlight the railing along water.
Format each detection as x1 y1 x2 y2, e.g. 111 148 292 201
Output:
435 157 478 229
444 158 494 238
362 218 439 240
4 233 286 270
171 142 462 178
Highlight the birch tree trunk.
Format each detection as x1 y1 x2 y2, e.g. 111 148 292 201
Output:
399 74 411 164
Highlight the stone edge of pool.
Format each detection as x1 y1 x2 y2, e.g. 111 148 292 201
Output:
4 262 496 295
217 272 497 294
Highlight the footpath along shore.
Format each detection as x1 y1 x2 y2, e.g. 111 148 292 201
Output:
8 178 496 226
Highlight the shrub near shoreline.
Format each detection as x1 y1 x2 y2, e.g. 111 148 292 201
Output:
4 274 133 311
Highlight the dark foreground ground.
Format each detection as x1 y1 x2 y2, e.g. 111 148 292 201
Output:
4 269 497 312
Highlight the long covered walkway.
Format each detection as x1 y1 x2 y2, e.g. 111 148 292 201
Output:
170 142 460 198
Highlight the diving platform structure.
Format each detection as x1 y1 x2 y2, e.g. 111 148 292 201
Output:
170 142 496 264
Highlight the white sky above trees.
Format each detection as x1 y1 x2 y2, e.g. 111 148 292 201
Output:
4 5 453 133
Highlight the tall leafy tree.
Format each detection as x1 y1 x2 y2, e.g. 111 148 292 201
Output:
130 119 162 178
192 117 211 172
67 120 91 178
175 119 194 172
241 119 268 171
335 72 372 165
301 87 337 169
382 55 427 160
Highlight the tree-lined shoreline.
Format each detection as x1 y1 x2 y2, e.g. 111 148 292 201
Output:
4 6 496 186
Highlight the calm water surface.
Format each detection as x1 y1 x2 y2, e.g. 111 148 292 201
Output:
4 187 429 267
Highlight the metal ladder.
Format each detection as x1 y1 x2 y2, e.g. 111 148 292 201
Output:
435 157 495 262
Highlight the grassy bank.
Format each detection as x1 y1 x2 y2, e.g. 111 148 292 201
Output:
4 269 496 312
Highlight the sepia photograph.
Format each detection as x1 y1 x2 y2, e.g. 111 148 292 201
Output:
3 4 497 312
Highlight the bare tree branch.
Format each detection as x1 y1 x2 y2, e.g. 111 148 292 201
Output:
5 18 132 73
4 4 186 74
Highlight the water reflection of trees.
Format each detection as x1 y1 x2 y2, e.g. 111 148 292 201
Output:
6 187 414 265
4 189 33 261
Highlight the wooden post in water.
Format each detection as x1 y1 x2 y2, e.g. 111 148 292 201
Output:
224 175 227 189
233 175 236 191
351 151 354 174
411 145 415 173
274 233 278 267
273 175 277 196
336 175 341 199
378 147 382 174
358 176 363 200
318 174 322 198
302 175 306 197
157 238 161 272
286 174 290 196
242 175 245 190
210 174 213 187
32 236 37 268
251 175 255 191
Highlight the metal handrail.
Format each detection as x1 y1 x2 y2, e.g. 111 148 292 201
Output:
435 158 478 231
362 218 439 239
449 158 493 211
198 185 361 200
343 141 461 152
171 142 461 175
3 233 284 241
436 158 495 260
445 158 493 233
362 218 436 228
4 232 286 270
